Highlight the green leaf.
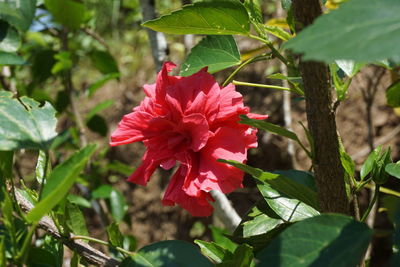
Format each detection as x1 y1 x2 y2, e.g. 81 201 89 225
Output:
86 100 114 121
0 51 24 65
244 0 263 24
386 80 400 108
142 1 250 35
26 145 96 223
87 72 120 97
285 0 400 62
0 0 36 32
0 93 57 151
386 163 400 179
27 247 59 267
195 240 231 264
86 114 108 136
219 160 319 210
221 244 253 267
257 183 319 223
360 149 378 180
243 213 283 238
180 35 241 77
0 21 21 52
256 214 373 267
67 194 91 208
0 151 13 183
44 0 86 30
65 201 89 237
107 222 124 248
89 50 119 75
106 161 135 176
209 225 238 252
110 189 127 222
35 150 50 184
126 240 213 267
239 115 309 154
92 185 113 199
335 60 363 78
263 25 291 41
51 51 73 74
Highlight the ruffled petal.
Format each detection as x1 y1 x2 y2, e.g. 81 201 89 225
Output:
162 165 214 217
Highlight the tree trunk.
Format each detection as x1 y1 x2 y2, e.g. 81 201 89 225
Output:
292 0 350 214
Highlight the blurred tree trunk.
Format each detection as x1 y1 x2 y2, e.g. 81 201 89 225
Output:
292 0 350 214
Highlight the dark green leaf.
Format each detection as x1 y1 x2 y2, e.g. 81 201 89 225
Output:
107 222 124 248
26 145 96 223
281 0 292 10
386 80 400 108
127 240 213 267
0 21 20 52
65 201 88 237
44 0 86 30
110 189 127 222
86 115 108 136
180 35 241 76
142 1 250 35
257 183 319 222
386 163 400 179
31 50 57 84
0 151 13 183
87 73 120 97
195 240 230 264
0 51 24 65
256 214 373 267
285 0 400 62
89 50 119 75
220 160 319 210
0 92 57 151
27 247 59 267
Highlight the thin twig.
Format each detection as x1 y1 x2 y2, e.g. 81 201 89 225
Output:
210 190 241 233
15 190 120 267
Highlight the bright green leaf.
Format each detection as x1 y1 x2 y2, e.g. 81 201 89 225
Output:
180 35 241 76
26 145 96 223
386 163 400 179
360 149 378 180
258 183 319 223
210 225 238 252
285 0 400 62
87 73 120 97
386 80 400 108
243 213 283 238
67 194 91 208
86 100 114 121
142 1 250 35
263 25 291 41
223 244 253 267
256 214 373 267
51 51 73 74
0 92 57 151
44 0 86 30
35 150 50 185
92 185 113 199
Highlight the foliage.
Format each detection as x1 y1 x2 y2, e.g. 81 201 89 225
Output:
0 0 399 266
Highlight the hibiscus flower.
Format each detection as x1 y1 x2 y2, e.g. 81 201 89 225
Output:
110 62 267 216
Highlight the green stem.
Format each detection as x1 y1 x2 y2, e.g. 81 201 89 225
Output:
355 177 373 193
16 222 38 263
71 235 135 256
361 184 380 222
222 54 272 87
233 80 291 91
248 34 289 66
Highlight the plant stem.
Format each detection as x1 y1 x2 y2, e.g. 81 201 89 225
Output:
361 184 380 222
248 34 289 66
38 151 50 201
16 223 38 263
222 54 272 87
232 80 291 91
71 235 135 257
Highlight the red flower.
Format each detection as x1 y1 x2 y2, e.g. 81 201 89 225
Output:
110 62 267 216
